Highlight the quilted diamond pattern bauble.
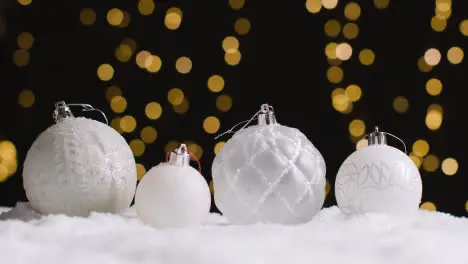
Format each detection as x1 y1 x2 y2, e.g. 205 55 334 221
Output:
23 117 137 216
212 124 326 225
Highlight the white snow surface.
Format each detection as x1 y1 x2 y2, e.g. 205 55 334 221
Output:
1 203 468 264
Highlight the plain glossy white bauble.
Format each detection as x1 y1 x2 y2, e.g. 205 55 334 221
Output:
135 163 211 229
335 145 422 215
23 117 137 216
212 124 326 225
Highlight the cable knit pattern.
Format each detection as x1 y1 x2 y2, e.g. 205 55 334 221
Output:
212 124 326 225
23 117 137 216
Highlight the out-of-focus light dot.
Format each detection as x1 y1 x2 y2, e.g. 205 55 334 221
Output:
431 16 447 32
146 55 162 73
420 201 436 211
322 0 338 9
145 102 162 120
136 163 146 180
417 57 433 72
120 116 137 133
336 43 353 61
188 143 203 160
413 139 429 157
203 116 221 134
17 32 34 50
426 104 443 130
442 158 458 176
325 42 338 59
208 75 225 93
345 85 362 102
328 58 342 66
423 154 440 172
138 0 155 16
222 36 239 54
225 50 241 66
324 19 341 38
167 88 184 106
214 141 225 155
115 44 133 63
344 2 361 21
426 78 442 96
436 7 451 20
13 49 30 67
165 140 180 154
343 23 359 39
110 96 127 114
97 64 114 81
80 8 96 25
229 0 245 10
436 0 451 12
326 66 344 84
216 94 233 112
175 56 192 74
173 98 189 114
130 139 145 157
460 19 468 36
122 38 137 53
234 18 250 35
141 126 157 144
332 89 351 113
356 139 368 150
424 48 441 66
118 12 131 28
18 0 32 6
107 8 124 26
466 201 468 213
447 46 464 64
209 180 214 194
325 179 331 197
349 119 365 137
165 8 182 30
18 89 35 108
373 0 390 9
136 50 152 69
359 49 375 66
111 117 122 133
393 96 409 114
306 0 322 13
0 140 18 176
106 86 122 102
409 153 422 168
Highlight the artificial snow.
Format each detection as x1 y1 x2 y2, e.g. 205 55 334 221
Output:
1 203 468 264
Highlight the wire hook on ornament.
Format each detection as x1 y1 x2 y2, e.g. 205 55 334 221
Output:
66 103 109 125
363 126 407 154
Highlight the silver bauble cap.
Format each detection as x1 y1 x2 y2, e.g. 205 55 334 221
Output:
53 101 74 123
368 126 387 146
168 144 190 167
258 104 277 125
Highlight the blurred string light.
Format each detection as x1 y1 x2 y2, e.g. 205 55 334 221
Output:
344 2 361 21
413 139 429 157
115 44 133 63
425 104 443 130
97 64 114 81
431 16 447 32
130 139 145 157
336 42 352 61
17 32 34 50
349 119 366 137
18 0 32 6
417 56 433 72
324 19 341 38
120 115 137 133
343 23 359 39
305 0 322 13
424 48 441 66
145 102 162 120
441 158 458 176
423 154 440 172
214 142 225 155
393 96 409 113
119 12 131 28
322 0 338 10
13 49 30 67
136 163 146 180
110 96 127 113
426 78 442 96
229 0 245 10
18 89 35 108
175 56 192 74
106 86 122 101
359 49 375 65
356 139 368 150
373 0 390 9
326 66 344 84
173 98 189 114
138 0 155 16
234 18 250 35
107 8 124 26
203 116 221 134
420 201 437 211
225 50 241 65
141 127 157 144
409 153 422 168
222 36 239 53
447 46 464 64
0 140 18 182
167 88 184 106
165 7 183 30
208 75 225 92
80 8 96 26
460 19 468 36
216 95 233 112
187 143 203 160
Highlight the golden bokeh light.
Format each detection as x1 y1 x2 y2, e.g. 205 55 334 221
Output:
140 126 157 144
209 180 214 194
322 0 338 9
122 38 137 53
106 86 122 102
136 50 152 69
13 49 30 67
234 18 251 35
214 141 226 155
120 115 137 133
420 201 437 211
306 0 322 13
173 98 189 114
460 19 468 36
447 46 464 64
136 163 146 180
188 143 203 160
441 158 458 176
165 8 182 30
130 139 145 157
344 2 361 21
18 89 35 108
326 66 344 84
332 89 351 113
146 55 162 73
466 201 468 213
0 140 17 181
97 64 114 81
225 50 241 65
431 16 446 32
393 96 409 114
229 0 245 10
110 96 127 113
436 7 451 20
336 42 353 61
203 116 221 134
345 84 362 102
17 32 34 50
111 117 122 133
119 12 131 28
325 42 338 59
145 102 163 120
138 0 155 16
373 0 390 9
423 154 440 172
409 153 422 168
175 56 192 74
349 119 366 137
324 19 341 38
167 88 184 106
425 104 443 130
165 140 180 154
18 0 32 6
328 58 341 66
359 49 375 66
343 23 359 39
222 36 239 53
426 78 442 96
80 8 96 26
216 94 233 112
115 44 133 63
356 139 368 150
417 56 433 72
413 139 429 157
107 8 124 26
208 75 225 92
424 48 441 66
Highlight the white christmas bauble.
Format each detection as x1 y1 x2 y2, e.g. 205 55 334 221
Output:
23 117 137 216
335 144 422 215
212 124 326 225
135 163 211 229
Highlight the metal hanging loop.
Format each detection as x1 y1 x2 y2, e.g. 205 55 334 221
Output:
363 126 407 154
53 101 109 125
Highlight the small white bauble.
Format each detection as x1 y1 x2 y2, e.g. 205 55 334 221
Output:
212 104 326 225
135 144 211 229
335 127 422 215
23 102 137 216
